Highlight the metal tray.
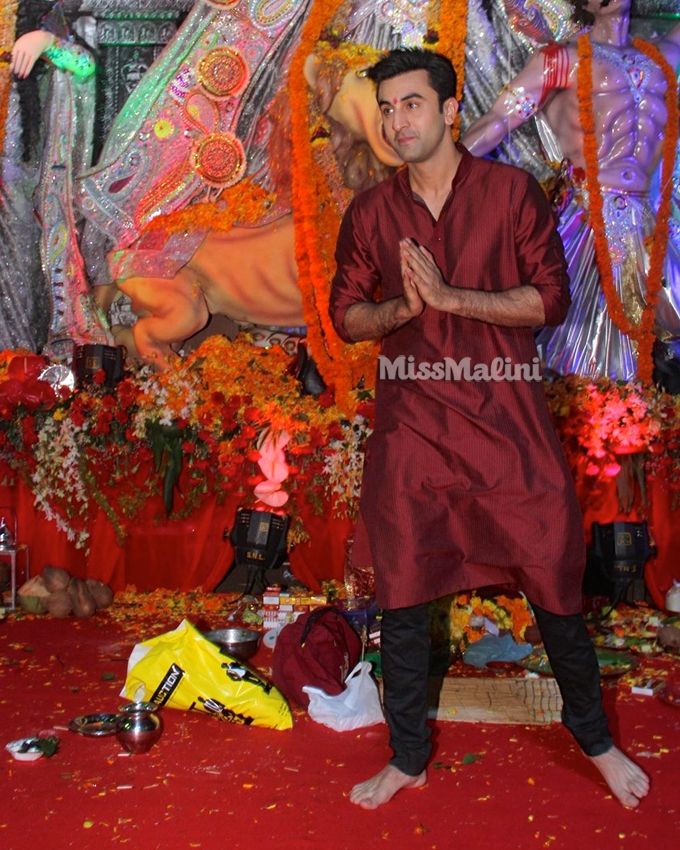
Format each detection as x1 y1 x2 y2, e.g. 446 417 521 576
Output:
68 713 119 736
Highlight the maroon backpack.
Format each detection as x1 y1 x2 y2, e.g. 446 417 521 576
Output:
271 606 362 708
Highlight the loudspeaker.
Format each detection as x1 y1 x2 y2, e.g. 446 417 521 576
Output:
585 521 655 604
230 509 289 573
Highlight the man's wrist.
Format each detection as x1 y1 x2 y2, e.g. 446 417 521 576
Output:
343 296 417 341
392 295 418 324
429 285 460 315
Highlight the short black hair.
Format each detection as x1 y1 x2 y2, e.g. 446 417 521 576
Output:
366 48 457 110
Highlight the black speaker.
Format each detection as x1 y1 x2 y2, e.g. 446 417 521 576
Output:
585 521 655 604
230 509 289 573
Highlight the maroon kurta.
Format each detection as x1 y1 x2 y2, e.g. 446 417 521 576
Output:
330 148 585 615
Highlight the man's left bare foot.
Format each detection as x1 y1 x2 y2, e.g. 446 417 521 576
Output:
589 745 650 808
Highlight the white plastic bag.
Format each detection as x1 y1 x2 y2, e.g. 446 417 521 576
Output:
302 661 385 731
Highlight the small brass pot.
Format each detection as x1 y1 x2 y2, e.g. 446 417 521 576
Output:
116 702 162 754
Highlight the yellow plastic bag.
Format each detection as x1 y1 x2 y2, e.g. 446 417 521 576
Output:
120 619 292 730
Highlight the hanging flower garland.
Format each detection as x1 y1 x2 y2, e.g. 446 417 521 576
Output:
576 34 678 385
428 0 468 137
0 0 19 157
288 0 377 411
289 0 471 411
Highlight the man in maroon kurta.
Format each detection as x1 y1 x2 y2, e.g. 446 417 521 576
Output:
329 48 649 810
333 131 584 616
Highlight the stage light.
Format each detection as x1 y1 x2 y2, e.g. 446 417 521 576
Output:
224 508 289 595
586 521 656 607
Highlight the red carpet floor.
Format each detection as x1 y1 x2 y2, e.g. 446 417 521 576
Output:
1 609 679 850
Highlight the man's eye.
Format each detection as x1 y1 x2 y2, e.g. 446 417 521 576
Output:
381 106 393 116
407 101 419 109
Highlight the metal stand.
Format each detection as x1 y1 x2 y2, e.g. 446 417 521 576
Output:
0 545 30 611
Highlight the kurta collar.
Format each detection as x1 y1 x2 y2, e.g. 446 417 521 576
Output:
395 142 474 201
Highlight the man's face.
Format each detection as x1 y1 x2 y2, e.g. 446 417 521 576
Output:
377 69 456 165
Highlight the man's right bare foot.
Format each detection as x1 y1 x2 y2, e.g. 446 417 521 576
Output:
349 764 426 809
589 745 650 808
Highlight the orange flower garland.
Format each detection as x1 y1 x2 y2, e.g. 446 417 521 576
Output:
436 591 535 652
576 34 679 385
431 0 468 137
0 0 19 157
142 178 275 235
289 0 471 411
289 0 373 411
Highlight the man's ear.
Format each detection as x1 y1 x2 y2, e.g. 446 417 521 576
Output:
443 97 458 126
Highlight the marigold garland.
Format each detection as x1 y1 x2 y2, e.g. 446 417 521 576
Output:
576 34 678 385
429 0 468 137
0 0 19 158
288 0 376 412
142 178 275 235
431 591 535 653
289 0 470 411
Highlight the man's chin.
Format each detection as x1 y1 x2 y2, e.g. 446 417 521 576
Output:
393 143 420 161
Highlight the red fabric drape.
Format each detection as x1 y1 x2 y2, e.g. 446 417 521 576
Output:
3 456 676 599
288 512 352 591
1 459 237 591
1 461 350 592
575 459 679 608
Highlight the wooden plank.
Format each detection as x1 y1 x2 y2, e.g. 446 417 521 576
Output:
426 675 563 725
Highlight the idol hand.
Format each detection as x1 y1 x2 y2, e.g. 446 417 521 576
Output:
11 30 55 79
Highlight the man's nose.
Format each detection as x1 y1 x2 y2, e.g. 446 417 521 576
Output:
392 107 409 131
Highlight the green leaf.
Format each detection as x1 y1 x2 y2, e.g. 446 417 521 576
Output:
462 753 481 765
36 736 60 758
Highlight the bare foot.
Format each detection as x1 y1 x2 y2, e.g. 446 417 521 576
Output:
349 764 426 809
589 745 650 808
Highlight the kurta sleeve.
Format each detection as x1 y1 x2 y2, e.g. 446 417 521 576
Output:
513 174 570 327
329 198 382 343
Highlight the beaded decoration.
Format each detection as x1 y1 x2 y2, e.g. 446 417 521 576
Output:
191 131 246 187
250 0 304 31
198 47 249 99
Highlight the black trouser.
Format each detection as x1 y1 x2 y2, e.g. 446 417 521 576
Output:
381 599 613 776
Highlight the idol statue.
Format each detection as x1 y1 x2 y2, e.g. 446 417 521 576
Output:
2 0 110 354
75 0 434 368
462 0 680 382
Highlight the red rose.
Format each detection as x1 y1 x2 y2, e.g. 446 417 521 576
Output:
317 389 335 408
20 417 37 446
71 409 86 428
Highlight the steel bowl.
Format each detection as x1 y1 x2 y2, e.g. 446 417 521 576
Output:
204 627 262 660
